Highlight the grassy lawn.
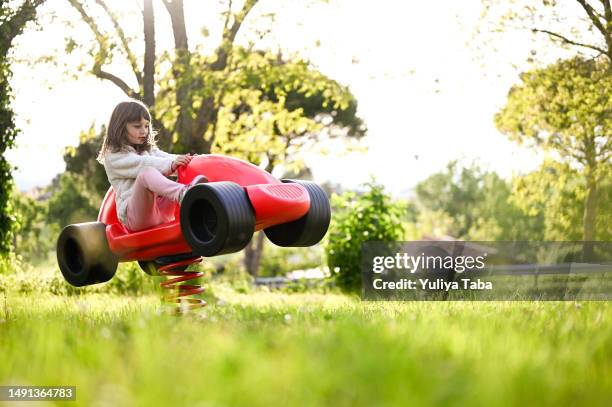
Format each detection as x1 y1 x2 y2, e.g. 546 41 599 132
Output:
0 287 610 406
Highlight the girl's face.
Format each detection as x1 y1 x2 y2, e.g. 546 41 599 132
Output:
125 117 150 146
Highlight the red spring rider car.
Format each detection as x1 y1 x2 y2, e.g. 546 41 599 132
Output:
56 154 331 288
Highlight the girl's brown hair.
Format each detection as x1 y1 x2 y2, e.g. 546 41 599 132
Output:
97 100 157 163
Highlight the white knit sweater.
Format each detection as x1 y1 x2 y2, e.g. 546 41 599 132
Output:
102 145 178 225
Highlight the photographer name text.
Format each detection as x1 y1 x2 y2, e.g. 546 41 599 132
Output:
372 278 492 291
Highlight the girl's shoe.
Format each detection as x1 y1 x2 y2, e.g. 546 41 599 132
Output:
189 175 209 186
179 175 208 204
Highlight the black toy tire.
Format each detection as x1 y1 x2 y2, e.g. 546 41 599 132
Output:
56 222 118 287
180 182 255 257
264 180 331 247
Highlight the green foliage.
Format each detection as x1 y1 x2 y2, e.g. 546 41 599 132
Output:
10 190 57 261
22 126 109 238
511 160 612 240
411 158 611 242
0 251 27 275
0 0 44 257
7 126 106 260
414 161 543 241
0 92 16 255
495 56 611 241
0 260 160 296
477 0 612 65
325 181 405 292
63 124 110 198
46 172 99 228
103 262 158 296
0 50 18 256
158 48 366 172
495 57 611 162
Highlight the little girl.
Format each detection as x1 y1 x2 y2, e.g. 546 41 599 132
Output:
97 100 206 232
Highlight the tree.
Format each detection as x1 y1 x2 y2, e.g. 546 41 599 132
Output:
43 125 109 234
415 161 486 238
495 57 611 248
19 126 106 241
0 0 45 256
46 172 99 228
62 125 110 199
11 189 57 261
413 161 542 241
511 160 612 241
478 0 612 64
66 0 364 155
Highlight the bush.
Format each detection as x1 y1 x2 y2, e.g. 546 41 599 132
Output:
1 260 162 296
0 252 28 275
11 190 58 262
325 181 405 292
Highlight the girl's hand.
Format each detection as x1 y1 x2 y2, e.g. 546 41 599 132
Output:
171 154 195 171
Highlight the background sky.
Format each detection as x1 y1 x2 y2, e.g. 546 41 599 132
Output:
6 0 576 196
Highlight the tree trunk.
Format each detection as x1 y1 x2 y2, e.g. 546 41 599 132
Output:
190 0 258 154
162 0 194 153
143 0 155 107
242 159 275 277
243 231 265 277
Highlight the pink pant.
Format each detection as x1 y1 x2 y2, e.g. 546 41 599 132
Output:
125 167 187 232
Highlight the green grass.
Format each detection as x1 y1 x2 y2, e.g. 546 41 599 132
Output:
1 288 610 406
